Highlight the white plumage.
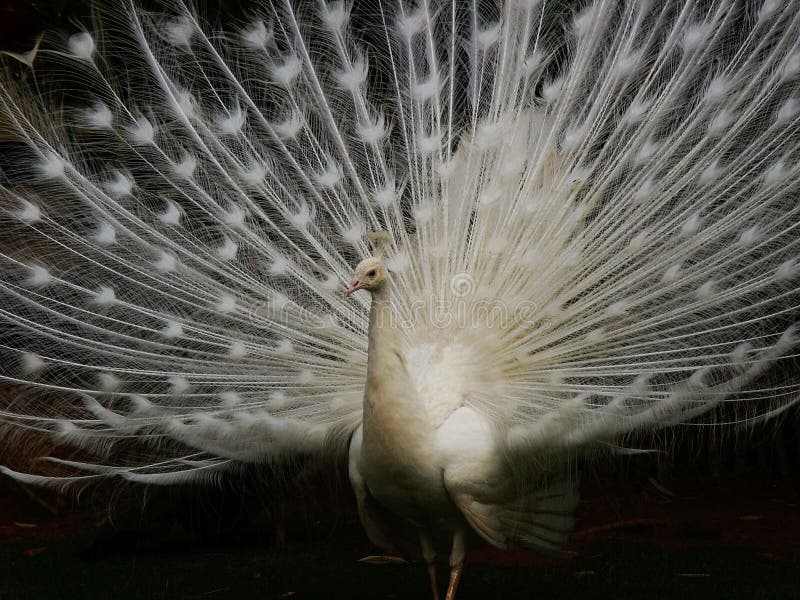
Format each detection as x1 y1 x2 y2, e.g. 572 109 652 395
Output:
1 0 799 597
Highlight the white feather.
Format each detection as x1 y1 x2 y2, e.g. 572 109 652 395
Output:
68 32 95 60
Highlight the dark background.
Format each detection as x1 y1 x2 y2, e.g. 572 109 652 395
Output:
1 1 799 598
1 435 798 599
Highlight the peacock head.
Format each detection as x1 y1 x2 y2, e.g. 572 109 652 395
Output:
345 231 392 298
345 257 386 297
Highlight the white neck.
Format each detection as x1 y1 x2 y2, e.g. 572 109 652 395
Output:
362 280 421 433
366 283 394 370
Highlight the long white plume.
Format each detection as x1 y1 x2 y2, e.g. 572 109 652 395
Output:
1 0 798 486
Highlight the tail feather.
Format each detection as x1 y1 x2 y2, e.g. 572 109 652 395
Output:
0 0 798 485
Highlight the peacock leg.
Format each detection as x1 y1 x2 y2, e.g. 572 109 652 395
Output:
418 529 440 600
445 528 468 600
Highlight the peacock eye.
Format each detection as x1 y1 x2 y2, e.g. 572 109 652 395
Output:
366 269 377 278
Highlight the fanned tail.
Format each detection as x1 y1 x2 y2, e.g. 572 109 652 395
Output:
378 0 800 452
1 1 392 484
1 1 799 487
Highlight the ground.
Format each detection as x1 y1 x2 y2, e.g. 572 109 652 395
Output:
0 448 798 599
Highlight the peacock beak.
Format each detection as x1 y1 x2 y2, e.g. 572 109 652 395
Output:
345 279 362 297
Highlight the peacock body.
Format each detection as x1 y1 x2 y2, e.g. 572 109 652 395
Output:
1 0 799 597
